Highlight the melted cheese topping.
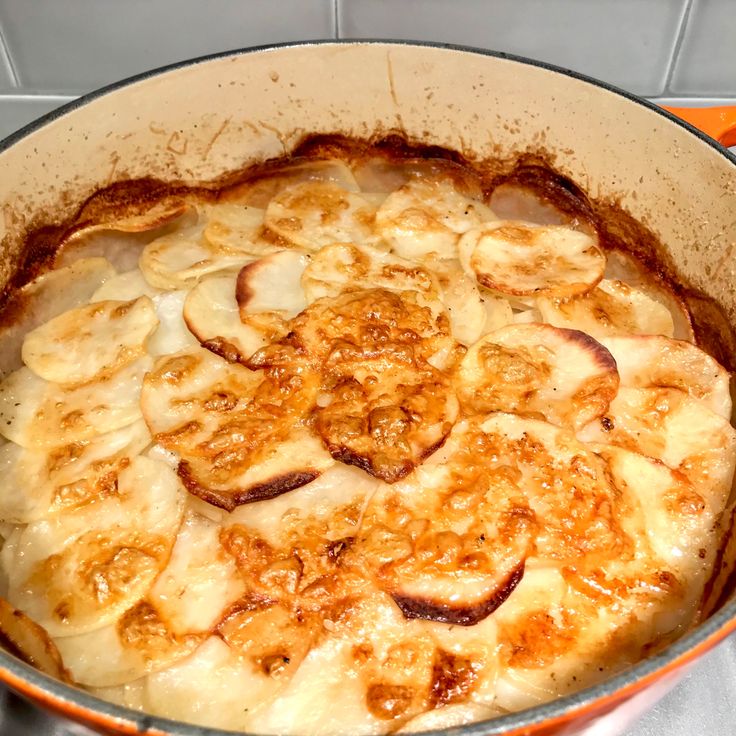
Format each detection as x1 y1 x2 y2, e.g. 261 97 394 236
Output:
0 152 731 736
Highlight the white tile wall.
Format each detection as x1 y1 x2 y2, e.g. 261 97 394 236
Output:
670 0 736 95
0 0 335 93
338 0 688 96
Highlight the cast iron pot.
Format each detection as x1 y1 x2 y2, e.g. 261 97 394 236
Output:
1 40 736 736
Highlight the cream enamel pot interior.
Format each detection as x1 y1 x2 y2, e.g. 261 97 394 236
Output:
1 40 736 736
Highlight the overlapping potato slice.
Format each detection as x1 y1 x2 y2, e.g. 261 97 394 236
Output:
300 243 443 318
200 203 279 258
2 456 185 636
228 158 361 208
141 348 333 511
145 633 298 732
456 324 618 430
150 511 243 635
0 419 150 524
458 221 605 297
139 221 254 291
604 250 694 342
426 258 513 345
184 273 270 364
236 250 310 319
0 258 117 378
358 420 531 625
54 600 202 687
0 356 152 448
578 387 736 502
264 182 381 251
601 335 731 419
22 297 158 385
0 596 71 682
90 268 160 302
375 179 495 260
593 444 717 581
248 288 457 483
54 511 242 687
537 278 675 339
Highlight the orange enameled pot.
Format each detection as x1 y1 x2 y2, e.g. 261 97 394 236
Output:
1 40 736 736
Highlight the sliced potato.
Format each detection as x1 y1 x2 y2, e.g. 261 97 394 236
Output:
593 444 717 584
264 182 381 251
0 596 71 682
141 348 334 511
149 511 244 636
301 243 445 327
90 268 161 302
4 456 185 636
578 387 736 504
456 324 618 430
201 202 277 257
0 419 150 524
184 273 270 364
459 221 605 298
236 250 310 319
538 279 675 340
144 635 292 731
54 600 202 687
0 356 152 448
139 221 254 290
22 297 158 385
375 179 495 260
147 290 199 357
600 335 731 419
0 258 117 379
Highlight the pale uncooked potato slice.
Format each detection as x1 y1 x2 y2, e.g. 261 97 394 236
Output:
537 279 675 339
375 178 496 260
264 181 381 251
4 456 185 636
600 335 731 419
0 258 117 379
0 356 152 448
236 250 310 318
184 272 271 363
459 221 605 297
0 419 150 524
139 222 254 290
141 348 334 511
54 601 202 687
22 297 158 384
456 324 618 430
578 387 736 504
91 268 161 302
149 511 244 636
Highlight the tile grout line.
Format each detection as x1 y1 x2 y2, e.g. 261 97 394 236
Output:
333 0 341 39
662 0 695 96
0 23 19 88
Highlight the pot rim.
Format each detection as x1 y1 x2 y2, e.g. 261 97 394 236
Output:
1 38 735 736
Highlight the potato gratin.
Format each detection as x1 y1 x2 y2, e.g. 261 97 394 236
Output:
0 146 733 735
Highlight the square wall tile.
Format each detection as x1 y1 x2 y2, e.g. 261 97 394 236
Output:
0 0 335 94
338 0 688 96
0 95 76 140
670 0 736 95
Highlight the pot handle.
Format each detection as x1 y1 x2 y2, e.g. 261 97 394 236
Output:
661 105 736 148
